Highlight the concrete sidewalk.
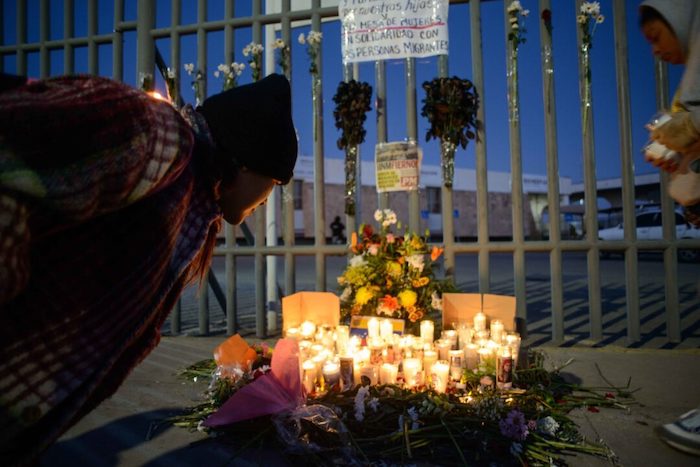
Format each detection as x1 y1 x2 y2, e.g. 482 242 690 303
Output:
41 336 700 466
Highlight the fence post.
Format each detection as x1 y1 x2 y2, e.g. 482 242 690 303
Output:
136 0 156 85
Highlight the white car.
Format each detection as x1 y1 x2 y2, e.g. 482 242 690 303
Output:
598 210 700 262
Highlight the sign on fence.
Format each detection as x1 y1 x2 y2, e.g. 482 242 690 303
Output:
339 0 449 64
375 141 422 192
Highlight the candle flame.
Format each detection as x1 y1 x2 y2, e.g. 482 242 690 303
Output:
148 91 167 101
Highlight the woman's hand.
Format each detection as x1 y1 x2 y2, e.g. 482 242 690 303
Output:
651 111 700 152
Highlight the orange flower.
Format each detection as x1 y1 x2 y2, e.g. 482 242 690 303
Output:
412 277 429 288
431 246 444 261
379 295 399 312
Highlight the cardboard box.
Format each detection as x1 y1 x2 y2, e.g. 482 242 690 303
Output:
442 293 516 331
282 291 340 332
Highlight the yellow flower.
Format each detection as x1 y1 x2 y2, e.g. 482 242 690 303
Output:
412 277 429 288
398 289 417 308
355 286 375 306
386 261 402 278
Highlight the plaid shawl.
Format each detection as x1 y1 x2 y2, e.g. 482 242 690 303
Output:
0 76 222 464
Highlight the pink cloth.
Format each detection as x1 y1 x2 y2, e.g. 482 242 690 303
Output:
204 338 304 426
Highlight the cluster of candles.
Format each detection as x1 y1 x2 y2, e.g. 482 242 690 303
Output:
284 312 521 395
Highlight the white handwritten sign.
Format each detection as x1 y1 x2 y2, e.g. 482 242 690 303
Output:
375 141 422 192
339 0 449 64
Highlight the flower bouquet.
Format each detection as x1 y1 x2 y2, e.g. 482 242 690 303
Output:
421 76 479 187
337 209 456 335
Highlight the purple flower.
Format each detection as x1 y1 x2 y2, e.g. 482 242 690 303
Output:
499 409 529 441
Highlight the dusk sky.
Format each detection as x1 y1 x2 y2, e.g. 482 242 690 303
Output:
1 0 684 183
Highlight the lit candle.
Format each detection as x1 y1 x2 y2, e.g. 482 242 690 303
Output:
285 327 300 340
473 312 486 332
298 340 313 361
310 343 325 356
449 349 464 381
322 361 341 387
300 320 316 339
478 346 495 371
457 324 474 349
442 329 458 349
420 320 435 344
506 333 522 369
496 346 513 389
464 343 479 370
336 325 350 355
302 360 318 394
359 364 379 385
380 319 393 341
434 339 452 361
339 356 354 390
423 349 438 377
402 358 421 388
430 360 450 393
380 363 398 385
367 317 380 340
490 319 505 344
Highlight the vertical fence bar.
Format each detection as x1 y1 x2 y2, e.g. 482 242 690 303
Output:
16 0 26 75
88 0 97 75
136 0 155 83
112 0 122 80
0 3 4 73
405 57 420 232
281 0 296 300
575 0 602 341
40 0 49 77
613 0 641 344
470 0 490 294
654 56 681 343
504 2 526 321
264 4 279 334
539 0 563 343
312 0 327 292
438 55 455 277
195 0 211 333
223 0 238 336
376 60 389 211
251 0 268 337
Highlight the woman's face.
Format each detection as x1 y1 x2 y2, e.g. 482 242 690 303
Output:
217 169 276 225
642 18 685 65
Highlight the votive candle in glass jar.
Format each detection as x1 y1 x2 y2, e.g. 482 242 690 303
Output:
473 312 487 332
442 329 458 349
490 319 505 344
322 360 341 387
380 362 398 385
435 339 452 361
367 317 380 340
420 319 435 344
430 360 450 393
402 358 421 388
449 349 464 381
302 359 318 394
380 318 393 342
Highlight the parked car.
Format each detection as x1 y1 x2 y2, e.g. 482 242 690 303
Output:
598 210 700 262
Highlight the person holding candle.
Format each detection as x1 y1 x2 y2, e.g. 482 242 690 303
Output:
0 73 298 464
639 1 700 456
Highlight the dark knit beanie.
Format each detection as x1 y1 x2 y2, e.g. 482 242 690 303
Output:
199 74 297 185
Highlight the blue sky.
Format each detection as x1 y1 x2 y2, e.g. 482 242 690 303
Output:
1 0 683 183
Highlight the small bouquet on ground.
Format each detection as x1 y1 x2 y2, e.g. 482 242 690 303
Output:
337 209 456 334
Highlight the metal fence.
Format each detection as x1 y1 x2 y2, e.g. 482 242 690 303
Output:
2 0 697 346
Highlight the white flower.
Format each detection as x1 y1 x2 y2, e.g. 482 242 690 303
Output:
166 68 175 79
537 416 560 436
250 62 257 69
577 14 587 24
507 1 522 13
596 14 605 23
511 22 519 30
213 71 220 78
406 254 425 272
368 245 379 256
349 255 366 268
581 1 600 16
272 38 286 49
374 209 383 222
340 287 352 301
368 397 380 412
307 31 323 45
521 9 529 17
298 32 306 45
431 292 443 311
184 63 194 74
354 386 370 421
